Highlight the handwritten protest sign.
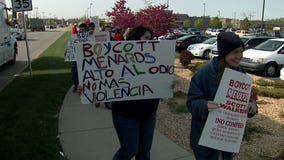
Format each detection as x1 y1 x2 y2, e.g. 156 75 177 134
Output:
65 33 110 61
64 41 76 61
94 31 110 41
90 16 100 32
74 40 176 104
198 68 253 153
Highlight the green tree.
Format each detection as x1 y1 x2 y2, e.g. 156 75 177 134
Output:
194 18 204 29
241 17 251 29
210 17 222 29
224 21 233 28
183 19 190 29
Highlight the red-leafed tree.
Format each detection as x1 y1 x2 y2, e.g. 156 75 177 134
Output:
135 4 176 37
106 1 176 37
106 0 136 29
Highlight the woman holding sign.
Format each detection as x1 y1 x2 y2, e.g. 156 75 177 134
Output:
186 32 258 160
111 25 159 160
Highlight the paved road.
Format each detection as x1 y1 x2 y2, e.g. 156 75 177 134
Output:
0 28 68 91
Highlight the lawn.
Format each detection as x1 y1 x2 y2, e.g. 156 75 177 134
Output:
0 31 72 160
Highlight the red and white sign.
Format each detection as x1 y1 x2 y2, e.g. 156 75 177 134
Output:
198 68 253 153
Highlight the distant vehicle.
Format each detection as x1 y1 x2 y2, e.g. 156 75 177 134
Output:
205 28 213 35
240 38 284 77
10 28 26 40
0 0 17 66
210 29 225 36
280 67 284 80
187 28 201 35
29 18 45 32
187 37 217 59
209 36 273 59
176 35 209 52
235 30 253 36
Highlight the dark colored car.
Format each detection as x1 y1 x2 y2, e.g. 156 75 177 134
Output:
187 28 201 35
176 35 209 52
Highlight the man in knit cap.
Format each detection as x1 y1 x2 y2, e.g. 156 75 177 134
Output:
186 32 258 160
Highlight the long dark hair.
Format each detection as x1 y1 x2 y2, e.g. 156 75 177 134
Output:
126 25 153 40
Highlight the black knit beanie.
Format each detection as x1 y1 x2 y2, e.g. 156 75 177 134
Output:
217 32 244 60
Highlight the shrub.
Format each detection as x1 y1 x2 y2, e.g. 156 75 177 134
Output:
179 50 194 67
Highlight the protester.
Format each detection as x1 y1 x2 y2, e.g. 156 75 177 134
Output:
72 23 88 92
75 25 173 159
71 23 77 34
88 22 95 38
186 32 258 160
110 25 162 160
114 28 124 40
102 25 116 41
123 27 131 40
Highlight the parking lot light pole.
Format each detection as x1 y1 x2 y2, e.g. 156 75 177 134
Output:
90 2 93 18
203 3 205 17
261 0 265 35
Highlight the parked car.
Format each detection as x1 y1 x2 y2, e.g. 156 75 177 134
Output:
209 36 273 59
10 28 26 40
240 38 284 77
235 30 253 36
187 37 217 59
176 35 209 52
187 28 201 35
240 36 273 49
280 67 284 80
210 29 225 36
205 28 213 35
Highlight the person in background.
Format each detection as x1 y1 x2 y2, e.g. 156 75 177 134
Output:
102 25 116 41
114 28 124 41
71 23 77 34
123 27 131 40
88 22 95 40
72 23 88 92
111 25 161 160
186 32 258 160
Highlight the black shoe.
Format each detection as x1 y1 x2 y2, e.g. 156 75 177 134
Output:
95 103 100 107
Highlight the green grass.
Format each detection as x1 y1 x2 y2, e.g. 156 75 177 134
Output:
167 91 188 113
0 31 72 160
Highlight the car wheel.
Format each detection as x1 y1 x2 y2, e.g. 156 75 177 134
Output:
264 62 277 77
203 50 210 60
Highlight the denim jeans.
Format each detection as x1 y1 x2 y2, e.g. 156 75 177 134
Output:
112 112 156 160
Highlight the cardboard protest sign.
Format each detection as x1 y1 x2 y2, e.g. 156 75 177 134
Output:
74 40 176 104
198 68 253 153
65 33 111 61
94 31 110 42
90 16 100 32
65 41 76 61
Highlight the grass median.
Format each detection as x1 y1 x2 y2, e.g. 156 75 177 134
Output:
0 31 72 160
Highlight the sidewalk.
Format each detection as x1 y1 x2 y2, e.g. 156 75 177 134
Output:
58 86 195 160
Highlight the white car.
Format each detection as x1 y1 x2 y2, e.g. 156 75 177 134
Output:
187 37 217 59
240 38 284 77
280 67 284 80
10 28 26 40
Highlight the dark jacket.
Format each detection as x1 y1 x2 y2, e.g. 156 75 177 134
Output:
186 57 245 159
112 99 159 120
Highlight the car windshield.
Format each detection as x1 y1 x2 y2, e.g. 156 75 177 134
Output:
254 40 284 51
240 37 250 43
177 35 190 40
202 38 217 44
